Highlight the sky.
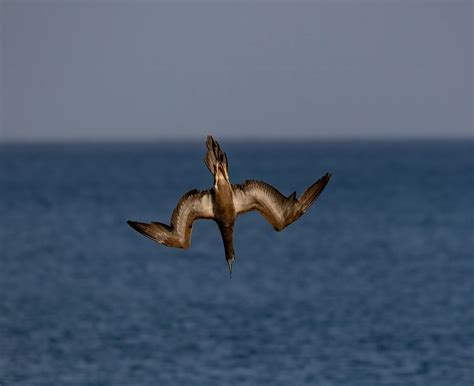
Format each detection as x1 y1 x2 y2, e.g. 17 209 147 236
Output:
0 0 472 141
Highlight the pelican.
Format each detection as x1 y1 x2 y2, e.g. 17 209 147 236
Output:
128 136 331 276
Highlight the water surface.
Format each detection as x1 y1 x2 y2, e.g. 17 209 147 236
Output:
1 141 473 385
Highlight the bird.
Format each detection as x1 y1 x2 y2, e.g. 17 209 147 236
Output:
127 136 331 276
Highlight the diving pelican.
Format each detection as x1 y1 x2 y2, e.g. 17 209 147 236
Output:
128 136 331 275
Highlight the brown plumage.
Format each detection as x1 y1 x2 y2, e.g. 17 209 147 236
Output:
128 136 331 275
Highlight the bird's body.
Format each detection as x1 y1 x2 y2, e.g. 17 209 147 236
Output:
128 136 331 275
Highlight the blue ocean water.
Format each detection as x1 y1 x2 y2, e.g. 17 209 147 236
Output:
0 140 472 386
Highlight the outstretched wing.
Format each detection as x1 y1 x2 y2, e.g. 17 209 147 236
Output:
128 189 214 249
232 173 331 231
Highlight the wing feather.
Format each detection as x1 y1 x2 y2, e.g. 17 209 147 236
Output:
171 189 214 238
128 189 214 248
232 173 331 231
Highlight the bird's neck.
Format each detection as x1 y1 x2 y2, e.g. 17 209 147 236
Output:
218 222 235 260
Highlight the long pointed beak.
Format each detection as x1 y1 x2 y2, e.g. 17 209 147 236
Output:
226 257 234 278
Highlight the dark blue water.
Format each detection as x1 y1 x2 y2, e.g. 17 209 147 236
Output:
1 141 473 385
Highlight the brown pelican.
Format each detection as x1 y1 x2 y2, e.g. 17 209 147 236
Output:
128 136 331 276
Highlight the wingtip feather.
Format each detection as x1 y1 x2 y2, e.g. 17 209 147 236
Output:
127 220 146 233
299 172 332 210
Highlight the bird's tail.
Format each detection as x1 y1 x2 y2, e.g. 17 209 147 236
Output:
204 135 228 177
299 172 332 212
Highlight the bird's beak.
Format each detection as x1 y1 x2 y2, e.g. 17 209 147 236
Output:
226 257 234 278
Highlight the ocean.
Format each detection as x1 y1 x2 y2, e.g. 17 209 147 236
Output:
0 140 472 385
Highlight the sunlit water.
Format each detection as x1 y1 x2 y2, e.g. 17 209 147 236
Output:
1 141 473 385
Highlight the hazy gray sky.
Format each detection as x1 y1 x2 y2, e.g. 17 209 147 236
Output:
1 1 472 141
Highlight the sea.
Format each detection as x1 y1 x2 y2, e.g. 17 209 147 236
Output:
0 140 472 386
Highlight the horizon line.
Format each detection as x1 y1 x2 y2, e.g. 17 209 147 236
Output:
0 134 472 145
